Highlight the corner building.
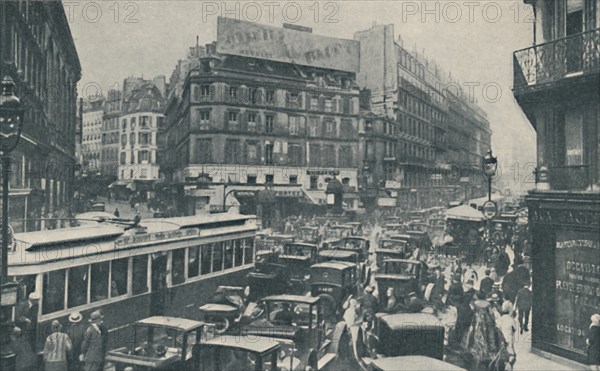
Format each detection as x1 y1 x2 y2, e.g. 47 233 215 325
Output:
513 0 599 363
163 18 361 216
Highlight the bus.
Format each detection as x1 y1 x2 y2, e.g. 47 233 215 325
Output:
7 213 257 356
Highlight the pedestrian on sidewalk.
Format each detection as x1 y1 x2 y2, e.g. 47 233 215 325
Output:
497 301 517 370
515 284 532 334
80 311 107 371
43 320 73 371
10 327 36 371
114 208 120 218
587 313 600 371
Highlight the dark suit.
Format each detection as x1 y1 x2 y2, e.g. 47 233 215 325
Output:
81 324 106 371
479 277 494 297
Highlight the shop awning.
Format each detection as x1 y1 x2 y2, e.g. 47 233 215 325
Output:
446 205 484 222
108 179 133 189
302 189 328 205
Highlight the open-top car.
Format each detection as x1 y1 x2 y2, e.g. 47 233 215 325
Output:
198 286 252 334
106 316 208 371
197 334 281 371
374 259 427 309
242 295 350 370
310 261 362 318
353 312 445 369
279 242 319 293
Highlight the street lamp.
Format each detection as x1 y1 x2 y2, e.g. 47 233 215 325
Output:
0 76 25 371
482 149 498 202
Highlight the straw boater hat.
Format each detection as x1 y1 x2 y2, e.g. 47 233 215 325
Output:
28 292 40 301
69 312 82 323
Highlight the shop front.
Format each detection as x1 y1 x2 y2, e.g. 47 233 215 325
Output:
527 191 600 363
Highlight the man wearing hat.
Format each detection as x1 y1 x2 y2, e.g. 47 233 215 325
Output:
66 311 85 371
80 310 107 371
358 286 378 325
44 320 73 371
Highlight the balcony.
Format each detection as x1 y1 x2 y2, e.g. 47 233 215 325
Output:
513 29 600 93
547 165 594 191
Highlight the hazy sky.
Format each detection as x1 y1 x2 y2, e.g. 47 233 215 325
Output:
67 0 537 188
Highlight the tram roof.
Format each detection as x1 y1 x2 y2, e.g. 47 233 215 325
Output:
136 316 205 332
371 356 466 371
204 335 280 354
162 213 254 228
14 225 125 248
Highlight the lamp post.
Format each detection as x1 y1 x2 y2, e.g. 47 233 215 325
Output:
0 76 25 371
482 149 498 202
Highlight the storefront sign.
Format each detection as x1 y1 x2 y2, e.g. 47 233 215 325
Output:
185 188 216 197
554 231 600 352
217 17 360 72
306 169 340 176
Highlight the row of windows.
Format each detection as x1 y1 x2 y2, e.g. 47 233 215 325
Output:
191 83 356 114
40 238 254 315
120 150 153 165
121 115 163 131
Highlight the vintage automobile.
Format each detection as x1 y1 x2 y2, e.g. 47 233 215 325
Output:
310 261 359 318
381 223 405 236
343 222 363 236
404 230 433 251
369 356 466 371
90 202 106 212
409 222 430 233
353 312 445 369
374 259 428 307
336 236 371 262
279 243 319 293
196 334 281 371
326 225 354 239
318 249 360 264
428 218 446 238
198 286 254 334
375 239 409 268
106 316 208 371
242 295 350 370
247 262 291 301
383 216 403 225
299 226 321 244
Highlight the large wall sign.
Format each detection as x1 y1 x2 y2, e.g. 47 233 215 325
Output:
554 230 600 353
217 17 360 72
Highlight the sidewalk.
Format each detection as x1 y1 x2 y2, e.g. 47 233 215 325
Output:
513 335 588 370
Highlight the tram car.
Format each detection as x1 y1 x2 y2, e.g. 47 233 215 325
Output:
8 213 257 357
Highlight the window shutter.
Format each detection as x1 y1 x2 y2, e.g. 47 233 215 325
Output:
349 99 354 114
319 96 325 111
242 141 248 164
224 111 229 130
209 85 216 101
257 114 263 132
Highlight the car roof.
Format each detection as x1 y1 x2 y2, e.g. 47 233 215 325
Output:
383 258 421 264
318 250 357 259
204 335 280 354
136 316 205 332
341 236 368 241
263 294 320 305
311 261 356 270
372 356 466 371
285 242 318 248
379 313 442 331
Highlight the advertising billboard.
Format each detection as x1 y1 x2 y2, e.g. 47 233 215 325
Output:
217 17 360 72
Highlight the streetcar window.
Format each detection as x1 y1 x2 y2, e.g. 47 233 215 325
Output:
68 265 89 308
200 244 212 275
133 255 149 295
42 270 65 314
244 238 254 264
234 240 243 267
224 241 234 270
212 243 224 272
188 246 200 278
111 258 128 297
172 248 185 285
91 262 110 302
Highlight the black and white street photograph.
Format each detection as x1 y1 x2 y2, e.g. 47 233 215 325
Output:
0 1 599 370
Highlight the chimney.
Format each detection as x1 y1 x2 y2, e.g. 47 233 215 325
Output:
196 35 199 46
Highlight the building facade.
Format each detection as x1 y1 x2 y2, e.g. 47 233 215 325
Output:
163 19 361 217
81 96 104 175
355 24 492 209
513 0 599 363
101 89 122 179
0 0 81 231
118 77 166 182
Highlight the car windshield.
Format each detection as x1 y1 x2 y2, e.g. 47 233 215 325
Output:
133 325 187 359
268 301 315 328
283 245 313 256
384 261 418 275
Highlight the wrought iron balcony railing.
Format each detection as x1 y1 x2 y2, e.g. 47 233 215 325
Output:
548 165 592 191
514 29 600 92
